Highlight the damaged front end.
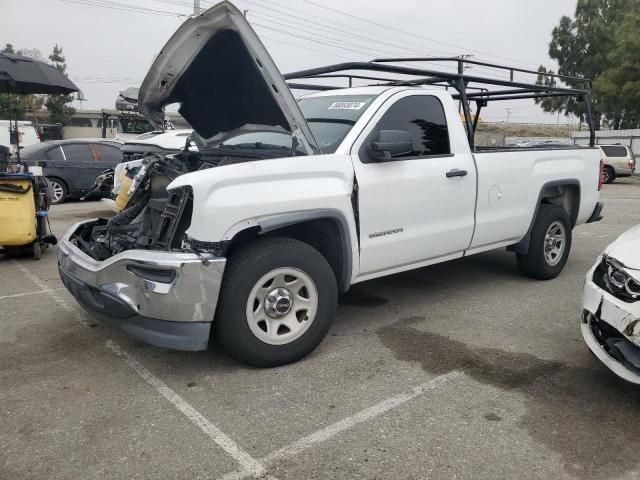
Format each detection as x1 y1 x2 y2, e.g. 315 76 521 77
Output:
57 0 322 350
69 144 288 260
57 140 298 351
70 151 202 260
57 148 229 351
582 254 640 384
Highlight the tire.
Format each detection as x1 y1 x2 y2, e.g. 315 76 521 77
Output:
215 237 338 367
603 165 616 184
516 204 572 280
48 177 68 205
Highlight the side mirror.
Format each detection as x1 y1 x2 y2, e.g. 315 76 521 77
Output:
370 130 413 160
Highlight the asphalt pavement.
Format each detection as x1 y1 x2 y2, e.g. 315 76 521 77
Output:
2 179 640 480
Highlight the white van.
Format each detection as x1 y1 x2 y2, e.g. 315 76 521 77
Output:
0 120 40 155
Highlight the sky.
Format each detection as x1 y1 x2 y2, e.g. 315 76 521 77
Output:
3 0 579 124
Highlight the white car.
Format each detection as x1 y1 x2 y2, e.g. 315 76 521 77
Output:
582 225 640 384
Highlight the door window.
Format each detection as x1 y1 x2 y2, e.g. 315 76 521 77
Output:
61 144 92 161
94 144 123 163
363 95 450 161
46 146 65 162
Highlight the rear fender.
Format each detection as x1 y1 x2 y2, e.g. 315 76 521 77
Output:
508 179 580 254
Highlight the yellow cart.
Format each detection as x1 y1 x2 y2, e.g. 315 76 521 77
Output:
0 172 56 260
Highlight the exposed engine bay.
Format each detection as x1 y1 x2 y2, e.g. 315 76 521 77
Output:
70 142 293 260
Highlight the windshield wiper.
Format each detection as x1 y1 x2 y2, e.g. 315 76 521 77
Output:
306 117 355 126
219 142 290 150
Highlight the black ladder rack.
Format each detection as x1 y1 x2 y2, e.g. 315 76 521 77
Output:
284 57 595 148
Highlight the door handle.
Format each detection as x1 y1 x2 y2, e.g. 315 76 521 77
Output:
446 169 468 178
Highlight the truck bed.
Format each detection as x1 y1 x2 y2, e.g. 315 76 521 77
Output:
468 146 601 253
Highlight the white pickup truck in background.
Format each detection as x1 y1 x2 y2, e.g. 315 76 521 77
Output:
58 1 603 367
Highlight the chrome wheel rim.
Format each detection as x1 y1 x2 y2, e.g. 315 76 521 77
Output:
603 168 611 183
544 221 566 266
50 180 64 203
246 267 318 345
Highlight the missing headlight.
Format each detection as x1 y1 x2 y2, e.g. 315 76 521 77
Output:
594 256 640 302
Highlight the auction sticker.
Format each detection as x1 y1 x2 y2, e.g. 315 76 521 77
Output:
328 101 367 110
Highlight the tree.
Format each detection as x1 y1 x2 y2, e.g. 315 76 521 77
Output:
538 0 637 128
2 43 15 54
535 66 587 127
45 44 75 125
592 9 640 129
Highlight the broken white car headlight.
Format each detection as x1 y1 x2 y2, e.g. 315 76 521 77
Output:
594 256 640 302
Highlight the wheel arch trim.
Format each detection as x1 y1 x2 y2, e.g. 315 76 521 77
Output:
226 209 355 292
508 179 580 255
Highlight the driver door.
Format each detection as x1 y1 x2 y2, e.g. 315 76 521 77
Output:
352 92 477 277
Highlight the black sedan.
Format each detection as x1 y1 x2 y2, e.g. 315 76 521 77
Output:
20 138 123 204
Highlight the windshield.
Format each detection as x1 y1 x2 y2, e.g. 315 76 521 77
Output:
298 95 377 153
215 94 377 155
221 131 293 149
119 118 155 135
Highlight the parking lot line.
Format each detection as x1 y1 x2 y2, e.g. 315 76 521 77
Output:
0 288 66 300
105 341 274 480
220 371 461 480
13 260 275 479
13 261 87 326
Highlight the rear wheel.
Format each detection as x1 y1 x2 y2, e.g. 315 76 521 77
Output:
603 165 616 184
48 177 68 204
516 204 572 280
216 237 338 367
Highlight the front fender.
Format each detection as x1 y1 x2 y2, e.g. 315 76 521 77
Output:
169 153 355 240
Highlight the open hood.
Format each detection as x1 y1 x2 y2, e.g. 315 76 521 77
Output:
139 1 319 154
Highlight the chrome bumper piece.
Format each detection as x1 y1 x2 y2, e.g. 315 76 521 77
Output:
57 220 226 350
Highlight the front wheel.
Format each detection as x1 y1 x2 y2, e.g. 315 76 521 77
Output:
516 204 572 280
215 237 338 367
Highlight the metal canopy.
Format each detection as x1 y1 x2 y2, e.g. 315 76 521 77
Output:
284 57 595 148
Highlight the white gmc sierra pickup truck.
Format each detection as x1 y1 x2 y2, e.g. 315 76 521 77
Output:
58 1 604 366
